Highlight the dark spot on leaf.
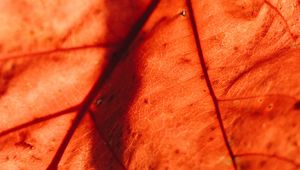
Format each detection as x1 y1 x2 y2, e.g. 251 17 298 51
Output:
32 155 41 160
149 164 158 170
251 111 260 117
144 98 149 104
266 142 273 149
293 34 298 39
163 43 167 48
259 160 267 167
269 114 275 120
107 94 115 103
292 141 298 147
212 80 219 85
174 149 180 154
15 132 34 150
176 122 182 127
179 58 191 64
238 161 252 170
208 137 214 141
15 141 34 149
294 101 300 110
47 36 54 43
29 30 35 35
94 8 101 15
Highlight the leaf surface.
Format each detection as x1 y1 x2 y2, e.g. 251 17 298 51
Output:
0 0 299 170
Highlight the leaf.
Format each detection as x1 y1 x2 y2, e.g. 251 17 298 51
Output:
0 0 299 170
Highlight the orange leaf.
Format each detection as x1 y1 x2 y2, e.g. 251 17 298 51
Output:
0 0 299 170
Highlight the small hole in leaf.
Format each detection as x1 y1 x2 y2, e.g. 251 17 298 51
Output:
266 104 273 110
95 97 104 106
180 10 186 16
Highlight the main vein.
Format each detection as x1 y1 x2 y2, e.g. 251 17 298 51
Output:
46 0 160 169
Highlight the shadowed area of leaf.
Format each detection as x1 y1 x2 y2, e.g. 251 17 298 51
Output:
50 0 159 169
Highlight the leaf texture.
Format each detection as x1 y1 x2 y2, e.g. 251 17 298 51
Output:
0 0 300 170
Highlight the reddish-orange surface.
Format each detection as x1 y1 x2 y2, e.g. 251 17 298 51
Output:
0 0 299 170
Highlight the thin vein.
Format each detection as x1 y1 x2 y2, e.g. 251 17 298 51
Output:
0 43 116 61
0 104 80 138
186 0 238 169
264 0 298 40
218 94 298 102
88 110 127 169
